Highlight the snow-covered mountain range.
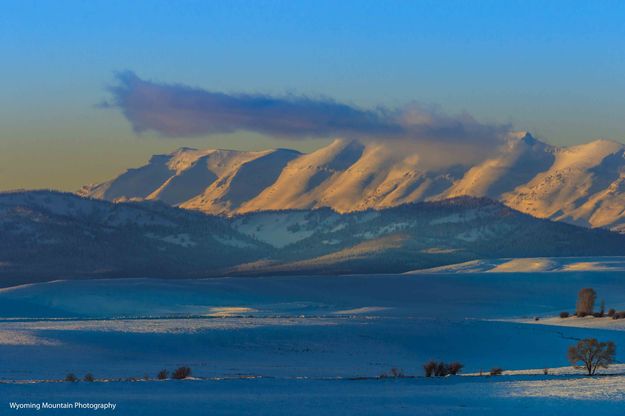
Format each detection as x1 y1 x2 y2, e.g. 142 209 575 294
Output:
2 190 625 284
78 133 625 231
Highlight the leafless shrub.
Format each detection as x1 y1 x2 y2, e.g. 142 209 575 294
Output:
172 366 192 380
423 361 437 377
448 362 464 375
389 368 405 378
434 362 449 377
380 368 405 379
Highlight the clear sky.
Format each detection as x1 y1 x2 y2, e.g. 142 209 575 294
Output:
1 0 624 191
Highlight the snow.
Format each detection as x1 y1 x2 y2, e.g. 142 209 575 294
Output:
513 315 625 331
503 375 625 400
180 149 300 214
0 190 176 227
430 212 477 225
146 233 196 247
238 139 369 213
444 132 554 201
212 235 256 248
321 239 341 245
3 376 625 415
206 307 257 317
231 211 331 248
332 306 390 315
491 258 557 272
0 316 336 334
3 271 625 413
77 136 625 230
502 139 625 229
407 256 625 274
0 330 59 346
465 363 625 377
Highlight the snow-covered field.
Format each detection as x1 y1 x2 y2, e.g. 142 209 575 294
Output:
2 269 625 414
5 376 625 416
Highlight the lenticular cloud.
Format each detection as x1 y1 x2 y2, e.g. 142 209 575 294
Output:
104 71 511 148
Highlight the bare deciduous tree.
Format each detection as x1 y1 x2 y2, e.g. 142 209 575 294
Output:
576 288 596 316
448 362 464 375
423 361 436 377
568 338 616 375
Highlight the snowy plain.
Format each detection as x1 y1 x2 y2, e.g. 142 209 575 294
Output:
2 267 625 414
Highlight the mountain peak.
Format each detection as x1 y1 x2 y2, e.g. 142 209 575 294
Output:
506 131 542 147
585 138 625 149
507 130 531 140
79 136 625 231
170 146 199 154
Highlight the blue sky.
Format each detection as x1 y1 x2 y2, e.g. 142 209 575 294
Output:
1 0 624 190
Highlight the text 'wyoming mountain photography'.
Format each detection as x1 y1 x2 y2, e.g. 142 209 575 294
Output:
2 1 625 415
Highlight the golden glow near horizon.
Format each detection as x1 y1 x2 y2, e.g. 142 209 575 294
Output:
0 118 331 192
2 2 625 191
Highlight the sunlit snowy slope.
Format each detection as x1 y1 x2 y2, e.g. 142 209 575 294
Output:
80 134 625 231
407 256 625 274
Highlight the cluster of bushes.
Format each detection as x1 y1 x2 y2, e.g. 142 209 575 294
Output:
158 366 192 380
561 308 625 319
64 373 95 382
423 361 463 377
64 366 192 383
559 288 623 319
380 361 507 378
610 310 625 320
379 368 406 379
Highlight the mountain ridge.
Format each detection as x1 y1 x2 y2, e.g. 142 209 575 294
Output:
78 134 625 231
2 190 625 285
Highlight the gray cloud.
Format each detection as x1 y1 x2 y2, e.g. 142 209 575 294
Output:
104 71 511 147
